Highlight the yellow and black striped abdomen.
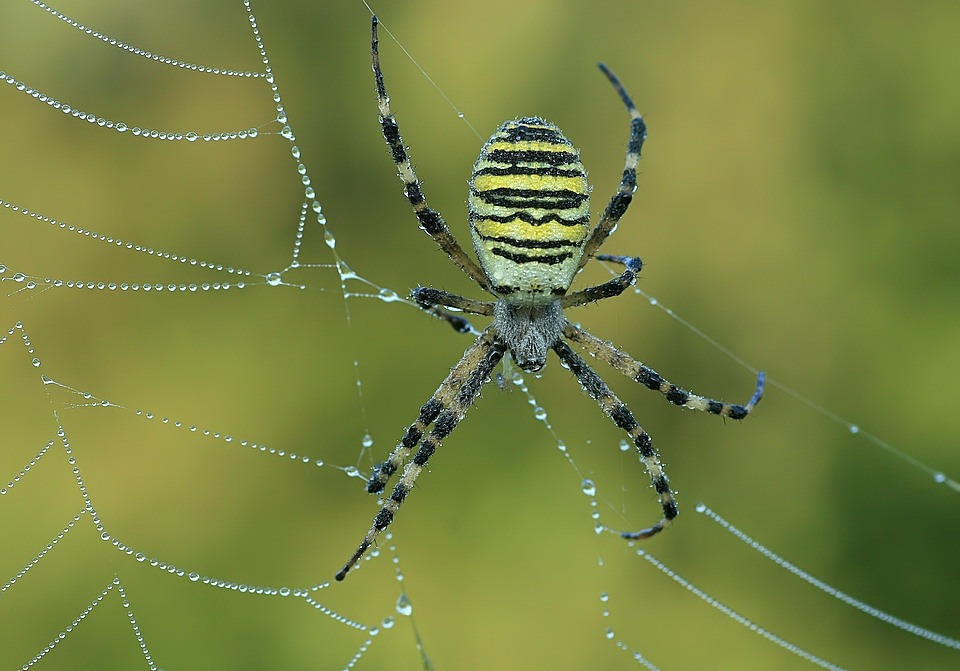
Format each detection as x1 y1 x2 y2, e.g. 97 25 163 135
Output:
469 117 590 304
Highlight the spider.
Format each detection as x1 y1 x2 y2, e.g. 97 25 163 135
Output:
335 16 764 581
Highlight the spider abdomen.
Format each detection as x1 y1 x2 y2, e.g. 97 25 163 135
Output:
469 118 590 304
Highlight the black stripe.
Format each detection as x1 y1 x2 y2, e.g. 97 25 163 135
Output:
479 196 585 210
635 368 662 390
727 405 749 420
473 165 585 178
494 124 570 146
477 187 587 200
489 248 572 265
497 118 563 141
485 149 579 166
472 188 588 210
374 507 395 528
603 189 633 222
476 234 579 250
381 116 407 164
666 386 688 406
411 438 438 466
471 211 590 226
629 117 647 155
610 404 638 432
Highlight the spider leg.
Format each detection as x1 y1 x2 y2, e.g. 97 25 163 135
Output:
561 254 641 309
577 64 646 268
412 286 494 334
371 17 490 292
336 325 505 580
552 340 676 539
564 323 764 418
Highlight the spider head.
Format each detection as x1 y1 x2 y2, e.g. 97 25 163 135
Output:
492 299 566 373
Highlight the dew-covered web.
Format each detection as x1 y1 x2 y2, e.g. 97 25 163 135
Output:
2 1 960 670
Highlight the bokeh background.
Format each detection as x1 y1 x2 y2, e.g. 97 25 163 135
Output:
2 0 959 669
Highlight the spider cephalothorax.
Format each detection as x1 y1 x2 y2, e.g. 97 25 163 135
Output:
335 16 764 581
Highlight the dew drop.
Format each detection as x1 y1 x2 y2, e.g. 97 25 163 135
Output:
31 357 41 367
188 572 200 582
265 272 282 286
581 479 596 497
619 438 631 452
849 425 859 434
378 288 398 302
395 594 412 616
323 230 336 248
361 433 373 448
533 406 547 421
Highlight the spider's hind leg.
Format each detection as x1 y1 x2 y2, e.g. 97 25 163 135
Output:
552 339 678 540
565 323 765 419
337 326 505 580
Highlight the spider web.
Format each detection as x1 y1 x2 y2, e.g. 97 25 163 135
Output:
2 1 960 670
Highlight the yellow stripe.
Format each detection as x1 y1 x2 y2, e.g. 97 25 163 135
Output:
484 140 574 154
472 173 587 193
473 219 589 243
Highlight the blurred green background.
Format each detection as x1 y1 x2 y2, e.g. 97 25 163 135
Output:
1 0 959 669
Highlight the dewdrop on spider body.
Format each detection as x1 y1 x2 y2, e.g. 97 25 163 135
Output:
335 16 764 581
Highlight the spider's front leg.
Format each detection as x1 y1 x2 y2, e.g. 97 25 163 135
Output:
578 64 647 268
336 326 505 581
370 16 490 292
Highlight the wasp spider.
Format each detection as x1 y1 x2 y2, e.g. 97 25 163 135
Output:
336 16 764 581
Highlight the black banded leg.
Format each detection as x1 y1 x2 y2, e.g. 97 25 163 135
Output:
371 17 490 291
561 255 642 309
564 324 765 419
412 286 495 334
337 328 505 580
365 325 499 496
552 340 677 540
578 64 646 268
